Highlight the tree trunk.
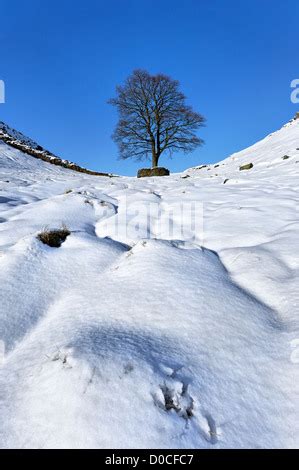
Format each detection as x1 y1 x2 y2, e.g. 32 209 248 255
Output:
152 151 159 168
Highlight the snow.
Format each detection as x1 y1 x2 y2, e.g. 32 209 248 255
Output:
0 117 299 449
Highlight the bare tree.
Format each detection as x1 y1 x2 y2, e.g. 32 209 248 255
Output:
108 69 205 168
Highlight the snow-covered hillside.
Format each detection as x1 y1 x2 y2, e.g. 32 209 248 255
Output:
0 117 298 449
0 122 111 176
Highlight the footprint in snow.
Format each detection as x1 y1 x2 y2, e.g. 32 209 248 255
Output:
153 365 194 420
153 364 220 444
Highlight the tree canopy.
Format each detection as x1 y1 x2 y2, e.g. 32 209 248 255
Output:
109 69 205 168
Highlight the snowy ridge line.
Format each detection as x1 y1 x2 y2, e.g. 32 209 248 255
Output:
0 121 113 177
186 113 299 176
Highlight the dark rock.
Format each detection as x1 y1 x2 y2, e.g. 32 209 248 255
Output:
282 155 290 160
239 163 253 171
137 167 170 178
151 167 170 177
137 168 152 178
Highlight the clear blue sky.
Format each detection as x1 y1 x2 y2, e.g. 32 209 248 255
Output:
0 0 298 175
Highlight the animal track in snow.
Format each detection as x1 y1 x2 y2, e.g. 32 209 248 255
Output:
153 366 194 420
160 381 194 419
204 413 219 444
153 364 220 444
47 348 73 369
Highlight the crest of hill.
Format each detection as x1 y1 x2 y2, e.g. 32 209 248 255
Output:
0 122 112 177
187 114 299 178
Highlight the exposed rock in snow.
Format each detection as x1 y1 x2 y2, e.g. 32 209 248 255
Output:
0 117 298 449
0 121 112 177
187 115 299 178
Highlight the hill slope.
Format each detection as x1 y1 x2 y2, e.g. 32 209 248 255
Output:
0 121 112 176
0 118 298 449
187 114 299 179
